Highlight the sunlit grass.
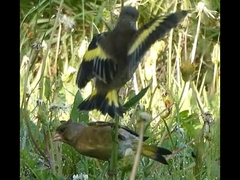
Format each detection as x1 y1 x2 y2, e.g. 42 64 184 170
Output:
20 0 220 179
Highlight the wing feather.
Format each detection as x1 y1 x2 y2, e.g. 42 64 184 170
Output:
76 33 118 89
127 11 188 76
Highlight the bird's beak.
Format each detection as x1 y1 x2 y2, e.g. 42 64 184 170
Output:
52 133 62 141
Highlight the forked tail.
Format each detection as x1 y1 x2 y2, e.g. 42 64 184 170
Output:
78 89 123 118
141 144 172 164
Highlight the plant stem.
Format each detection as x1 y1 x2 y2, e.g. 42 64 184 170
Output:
129 120 144 180
109 116 119 180
35 0 64 175
20 49 48 162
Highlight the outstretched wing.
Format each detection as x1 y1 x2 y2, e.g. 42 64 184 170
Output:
127 11 188 75
76 33 118 89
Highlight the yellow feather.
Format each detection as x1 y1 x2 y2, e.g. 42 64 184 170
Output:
106 90 119 107
84 46 108 61
128 17 165 55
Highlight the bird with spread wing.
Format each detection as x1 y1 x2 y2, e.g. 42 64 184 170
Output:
76 6 188 118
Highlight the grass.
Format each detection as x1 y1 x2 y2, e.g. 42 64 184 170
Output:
20 0 220 179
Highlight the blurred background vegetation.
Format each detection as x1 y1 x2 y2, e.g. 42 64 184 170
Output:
20 0 220 179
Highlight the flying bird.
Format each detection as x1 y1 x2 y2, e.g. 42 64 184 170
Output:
76 6 188 118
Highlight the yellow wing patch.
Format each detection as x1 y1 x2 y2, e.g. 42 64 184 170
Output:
84 46 109 62
128 17 165 55
126 11 187 77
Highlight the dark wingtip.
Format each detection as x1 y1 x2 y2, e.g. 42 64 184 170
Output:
76 61 94 89
76 34 105 89
167 10 188 25
155 147 172 165
180 10 189 16
177 10 189 20
156 156 169 165
143 136 149 141
157 147 172 155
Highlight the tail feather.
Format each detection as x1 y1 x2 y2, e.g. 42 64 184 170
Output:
78 89 123 118
142 144 172 164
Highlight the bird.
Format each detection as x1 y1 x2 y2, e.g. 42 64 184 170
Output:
52 120 172 164
76 6 188 118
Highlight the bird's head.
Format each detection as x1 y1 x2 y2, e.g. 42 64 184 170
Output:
117 6 139 29
52 119 85 145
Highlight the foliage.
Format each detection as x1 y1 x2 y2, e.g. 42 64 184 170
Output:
20 0 220 179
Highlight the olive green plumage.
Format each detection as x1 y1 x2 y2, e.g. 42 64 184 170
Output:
53 120 172 164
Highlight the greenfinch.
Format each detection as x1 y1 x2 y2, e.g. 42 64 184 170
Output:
76 6 188 118
53 120 172 164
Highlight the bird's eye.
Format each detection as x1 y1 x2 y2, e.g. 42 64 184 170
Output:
127 13 133 18
59 128 65 133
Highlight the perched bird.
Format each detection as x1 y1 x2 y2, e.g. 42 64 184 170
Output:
53 120 172 164
76 6 188 118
